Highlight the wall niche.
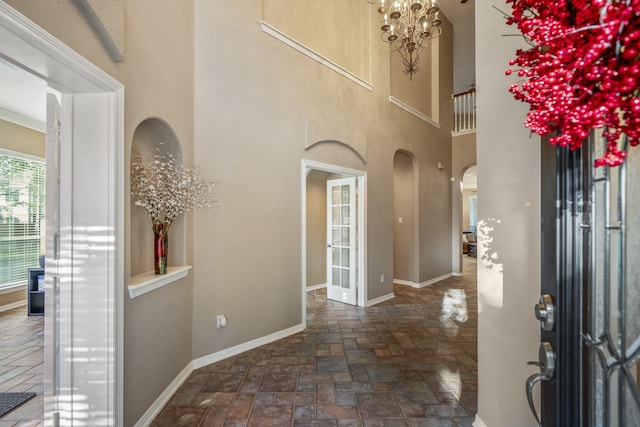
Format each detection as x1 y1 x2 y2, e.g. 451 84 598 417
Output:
130 118 187 277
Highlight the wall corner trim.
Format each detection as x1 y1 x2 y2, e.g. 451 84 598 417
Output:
389 96 441 128
192 323 305 370
133 362 194 427
473 414 489 427
260 21 374 92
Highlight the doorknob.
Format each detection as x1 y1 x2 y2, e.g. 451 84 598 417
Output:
526 341 556 426
326 244 332 248
534 294 555 331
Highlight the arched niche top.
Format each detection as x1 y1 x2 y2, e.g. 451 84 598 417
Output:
129 117 186 276
131 117 182 162
305 117 367 164
306 140 367 164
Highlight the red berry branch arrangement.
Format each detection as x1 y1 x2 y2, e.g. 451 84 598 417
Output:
505 0 640 166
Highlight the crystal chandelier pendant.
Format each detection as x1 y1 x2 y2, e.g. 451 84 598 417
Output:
368 0 443 79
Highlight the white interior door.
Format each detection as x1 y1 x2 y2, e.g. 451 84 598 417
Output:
326 177 357 305
45 92 70 425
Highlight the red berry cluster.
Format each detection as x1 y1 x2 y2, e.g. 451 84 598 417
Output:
505 0 640 166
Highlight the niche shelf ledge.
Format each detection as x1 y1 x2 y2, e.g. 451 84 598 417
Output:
128 265 192 299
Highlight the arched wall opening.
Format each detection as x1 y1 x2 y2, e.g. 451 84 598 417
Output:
130 118 186 275
393 150 418 284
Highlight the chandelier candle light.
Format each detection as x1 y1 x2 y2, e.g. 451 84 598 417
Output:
368 0 443 79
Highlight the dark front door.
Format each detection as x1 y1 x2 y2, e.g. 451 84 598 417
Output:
534 132 640 426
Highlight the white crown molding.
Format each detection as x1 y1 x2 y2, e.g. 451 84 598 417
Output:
389 96 441 128
0 108 45 133
261 21 374 92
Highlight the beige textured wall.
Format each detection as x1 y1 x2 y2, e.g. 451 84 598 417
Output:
476 3 541 426
0 120 44 308
4 1 196 425
0 119 45 157
417 15 454 283
192 0 453 359
306 170 329 287
263 0 371 80
393 151 414 282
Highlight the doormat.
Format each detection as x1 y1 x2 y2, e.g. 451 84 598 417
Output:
0 392 36 418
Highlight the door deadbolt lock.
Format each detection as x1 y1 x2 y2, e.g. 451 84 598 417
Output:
534 294 555 331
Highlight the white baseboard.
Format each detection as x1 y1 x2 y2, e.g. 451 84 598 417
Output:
192 323 305 370
452 272 463 277
0 300 27 313
366 292 394 306
306 283 327 292
135 323 306 426
394 273 454 289
133 362 193 427
473 414 488 427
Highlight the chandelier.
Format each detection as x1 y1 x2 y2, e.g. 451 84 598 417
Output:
367 1 443 79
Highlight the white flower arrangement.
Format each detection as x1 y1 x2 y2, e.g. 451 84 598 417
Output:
131 148 216 232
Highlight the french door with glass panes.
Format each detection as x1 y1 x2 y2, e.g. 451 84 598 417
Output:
326 177 357 305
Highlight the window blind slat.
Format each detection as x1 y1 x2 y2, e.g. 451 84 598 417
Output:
0 154 46 287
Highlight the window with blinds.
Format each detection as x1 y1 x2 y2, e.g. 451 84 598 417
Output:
0 153 46 288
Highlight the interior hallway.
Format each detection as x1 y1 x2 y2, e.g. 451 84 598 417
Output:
152 258 477 426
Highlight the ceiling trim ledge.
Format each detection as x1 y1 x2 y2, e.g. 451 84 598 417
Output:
389 96 441 128
260 21 374 92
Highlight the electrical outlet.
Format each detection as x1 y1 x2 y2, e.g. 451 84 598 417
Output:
380 274 384 283
217 314 227 328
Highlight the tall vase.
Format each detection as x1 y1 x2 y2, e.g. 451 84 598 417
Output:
153 222 168 275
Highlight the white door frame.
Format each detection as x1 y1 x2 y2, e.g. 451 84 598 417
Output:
0 4 124 426
301 160 367 326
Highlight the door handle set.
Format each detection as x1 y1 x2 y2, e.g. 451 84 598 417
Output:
526 293 557 426
526 341 556 426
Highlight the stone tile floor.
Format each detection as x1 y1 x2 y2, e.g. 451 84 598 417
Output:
152 259 477 426
0 305 44 427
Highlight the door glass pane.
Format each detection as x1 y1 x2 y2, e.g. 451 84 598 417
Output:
341 268 350 288
341 249 350 267
341 228 349 245
332 247 340 267
341 185 350 204
332 228 340 245
332 207 340 225
332 267 340 286
332 188 341 205
342 207 350 224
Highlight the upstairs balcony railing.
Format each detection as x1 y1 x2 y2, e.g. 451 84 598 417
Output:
453 88 476 134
